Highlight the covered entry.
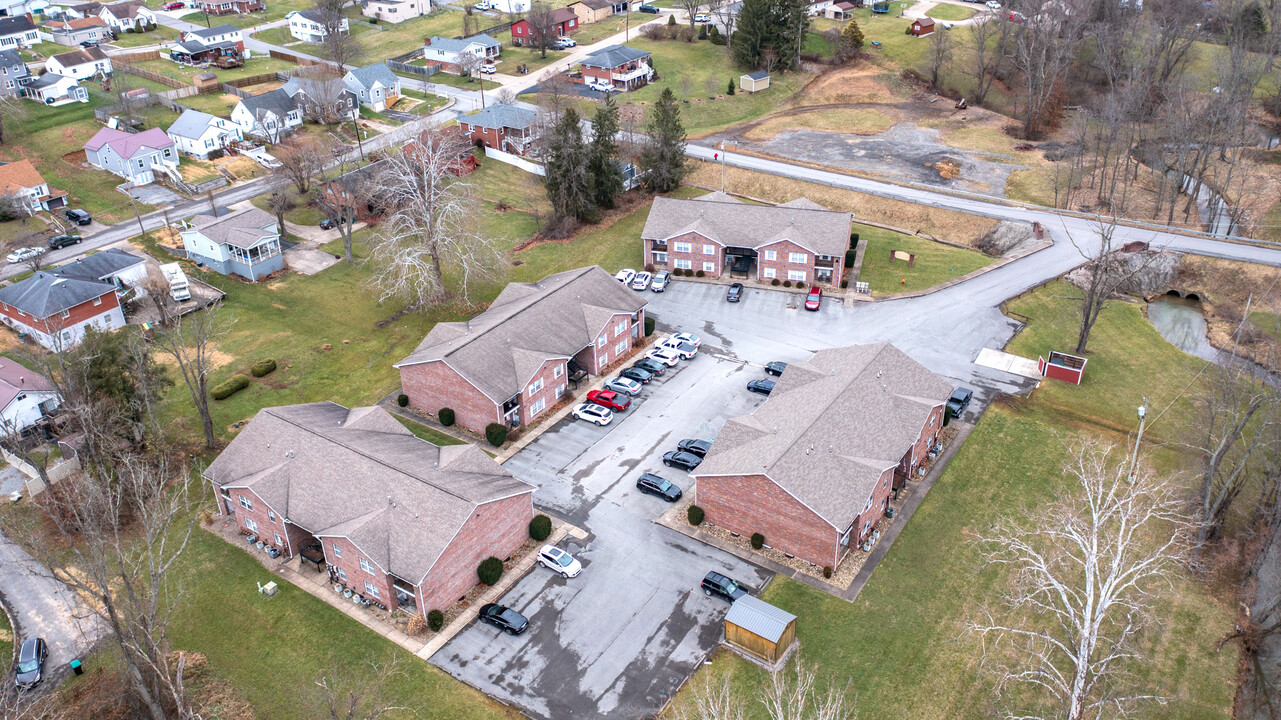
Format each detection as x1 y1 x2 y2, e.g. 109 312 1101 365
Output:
724 246 756 279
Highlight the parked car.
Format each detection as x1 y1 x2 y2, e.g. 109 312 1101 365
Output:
473 0 493 8
620 366 654 384
14 637 47 689
478 603 528 634
6 246 45 264
747 378 775 395
657 339 698 360
693 12 711 22
765 361 787 376
669 332 701 349
64 208 91 225
985 0 1000 8
946 387 973 421
677 438 712 457
555 36 577 48
645 347 681 367
1006 10 1023 21
726 283 744 303
538 545 582 578
650 270 670 292
636 472 682 501
587 79 616 93
161 1 185 8
572 402 614 426
631 271 651 290
79 39 98 47
700 571 748 602
632 358 666 376
587 389 631 412
615 268 636 284
605 376 643 396
47 234 81 249
480 62 497 74
804 285 823 311
637 3 660 11
662 449 702 471
319 217 338 230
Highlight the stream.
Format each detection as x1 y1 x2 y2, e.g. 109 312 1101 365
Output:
1146 294 1219 361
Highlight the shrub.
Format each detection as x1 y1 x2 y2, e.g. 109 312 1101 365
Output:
198 509 214 525
369 16 378 23
438 407 455 426
667 13 676 25
710 32 727 45
644 263 654 272
850 232 859 247
644 316 656 336
823 565 833 579
687 505 705 526
124 26 136 33
709 24 719 36
695 269 705 277
485 423 508 447
679 27 694 42
529 514 552 540
727 79 735 95
397 393 409 407
750 532 765 550
207 148 225 160
841 279 850 289
477 556 503 585
407 614 428 636
796 281 806 289
211 374 250 401
845 249 857 265
426 609 444 632
782 280 792 288
697 24 706 39
250 359 276 377
771 278 781 286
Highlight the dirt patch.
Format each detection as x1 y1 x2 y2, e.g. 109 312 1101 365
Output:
61 149 88 166
153 349 236 370
741 105 899 142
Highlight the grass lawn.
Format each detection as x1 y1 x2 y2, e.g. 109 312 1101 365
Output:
119 74 185 97
925 2 976 20
401 88 442 114
393 414 467 445
137 104 184 131
417 69 501 91
250 26 297 46
107 25 181 47
126 56 301 85
251 188 327 226
19 42 68 61
490 41 569 73
465 152 548 211
855 224 994 295
176 92 243 116
0 594 10 674
354 9 465 59
178 157 224 184
669 281 1235 720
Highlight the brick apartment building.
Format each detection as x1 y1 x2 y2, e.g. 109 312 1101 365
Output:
641 192 851 286
395 265 647 434
693 344 953 568
204 402 536 616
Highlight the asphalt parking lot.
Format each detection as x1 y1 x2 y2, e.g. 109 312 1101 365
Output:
432 349 775 720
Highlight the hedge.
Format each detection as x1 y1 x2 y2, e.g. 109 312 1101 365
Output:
750 532 765 549
250 359 276 377
771 278 781 286
644 316 656 336
822 565 833 579
477 556 503 585
438 407 455 426
485 423 507 447
397 393 409 407
427 609 444 632
529 514 552 540
695 270 705 277
211 374 250 400
845 249 857 265
687 505 705 526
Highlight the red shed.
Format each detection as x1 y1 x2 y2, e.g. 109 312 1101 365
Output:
1038 351 1087 385
907 16 934 36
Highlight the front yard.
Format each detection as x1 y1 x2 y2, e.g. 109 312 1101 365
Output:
855 225 995 295
106 24 181 48
176 91 243 116
352 9 466 59
125 56 300 85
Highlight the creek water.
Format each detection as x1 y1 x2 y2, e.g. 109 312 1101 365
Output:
1146 294 1218 361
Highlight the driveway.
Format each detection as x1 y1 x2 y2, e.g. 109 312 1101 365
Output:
0 533 101 682
432 352 774 720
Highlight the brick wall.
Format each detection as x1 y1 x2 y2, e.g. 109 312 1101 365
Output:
664 231 722 276
0 291 118 336
319 535 395 607
400 360 499 434
849 467 895 547
757 239 820 284
219 485 291 553
575 311 636 374
644 238 668 268
418 491 533 613
520 358 569 426
695 472 841 568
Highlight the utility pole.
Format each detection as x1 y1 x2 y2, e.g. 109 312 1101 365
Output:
625 7 629 41
129 192 145 237
1127 398 1149 480
719 141 725 191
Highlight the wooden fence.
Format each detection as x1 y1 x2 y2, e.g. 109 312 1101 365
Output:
388 60 440 79
120 63 187 89
111 49 162 64
220 82 252 99
390 46 423 62
268 48 334 68
471 20 514 37
222 71 284 88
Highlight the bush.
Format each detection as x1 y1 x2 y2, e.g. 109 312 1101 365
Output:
771 278 781 286
250 359 276 377
644 316 656 336
207 148 225 160
711 32 727 45
687 505 705 526
727 79 735 95
796 281 806 289
529 514 552 541
124 26 136 33
407 614 428 636
485 423 508 447
850 232 859 247
211 374 250 401
369 16 378 23
644 263 654 272
695 269 705 278
438 407 455 426
668 13 676 24
477 556 503 585
697 24 706 39
426 609 444 632
397 393 409 407
823 565 833 579
845 249 857 265
841 279 849 289
750 532 765 550
782 280 792 288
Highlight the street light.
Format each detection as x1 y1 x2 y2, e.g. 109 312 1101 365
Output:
1127 398 1149 480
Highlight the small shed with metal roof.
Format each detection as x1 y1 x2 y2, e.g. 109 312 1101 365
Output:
739 69 770 93
724 595 797 663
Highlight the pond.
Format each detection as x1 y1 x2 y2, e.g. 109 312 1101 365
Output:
1147 294 1217 361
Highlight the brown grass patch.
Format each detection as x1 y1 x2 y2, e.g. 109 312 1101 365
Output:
153 349 236 370
797 66 911 106
742 106 898 141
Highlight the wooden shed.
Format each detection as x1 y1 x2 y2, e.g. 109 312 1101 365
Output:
1038 350 1088 385
739 70 770 93
908 16 935 36
193 72 219 89
724 595 797 663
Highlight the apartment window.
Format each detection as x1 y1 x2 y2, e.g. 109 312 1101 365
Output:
762 250 777 261
864 497 873 513
239 495 252 510
553 364 563 378
268 509 275 522
673 241 692 253
60 309 70 319
338 567 347 581
529 397 545 415
702 243 715 255
555 384 565 398
364 582 381 598
763 267 776 279
863 520 871 535
529 378 543 394
674 258 692 270
274 533 282 546
360 557 375 573
614 321 626 335
883 476 889 489
614 339 628 355
245 517 258 532
652 251 667 263
597 335 606 348
92 296 102 306
332 543 342 558
788 270 807 282
702 261 715 273
789 252 808 264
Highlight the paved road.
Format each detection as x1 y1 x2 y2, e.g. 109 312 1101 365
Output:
0 533 100 681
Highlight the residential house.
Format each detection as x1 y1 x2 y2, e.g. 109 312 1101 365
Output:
0 0 35 15
286 9 347 43
62 1 105 18
361 0 426 23
0 359 61 436
824 0 857 18
395 265 648 434
170 24 243 63
693 343 953 568
0 15 39 49
510 8 576 46
640 192 850 286
421 34 501 74
204 402 537 617
45 16 110 46
459 103 536 156
576 44 651 91
567 0 623 25
51 247 149 295
192 0 264 15
0 271 125 350
0 49 30 96
488 0 529 11
44 46 112 80
343 62 401 112
84 127 178 185
0 159 68 213
907 16 934 35
180 207 283 280
98 0 156 30
807 0 834 16
166 108 242 159
24 72 88 104
230 87 303 140
282 74 358 122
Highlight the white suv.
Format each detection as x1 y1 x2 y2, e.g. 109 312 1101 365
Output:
538 545 582 578
645 347 682 367
631 271 652 290
572 403 614 426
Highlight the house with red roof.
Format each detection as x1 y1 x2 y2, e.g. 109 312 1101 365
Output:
0 358 60 436
84 127 178 186
0 159 68 214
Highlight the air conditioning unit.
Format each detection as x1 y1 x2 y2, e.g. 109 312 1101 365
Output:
918 467 926 477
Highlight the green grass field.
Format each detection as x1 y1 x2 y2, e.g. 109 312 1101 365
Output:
354 9 466 59
251 188 327 226
126 56 301 84
106 24 181 47
855 225 994 295
249 26 297 46
174 91 243 116
925 2 976 20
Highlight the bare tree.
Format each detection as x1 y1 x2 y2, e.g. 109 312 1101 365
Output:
677 661 856 720
273 137 327 195
537 70 576 123
1011 0 1086 139
524 2 561 58
292 71 356 130
315 157 367 264
708 0 736 48
309 655 410 720
677 0 701 29
1066 219 1160 354
314 0 362 68
968 441 1190 720
925 24 952 89
266 190 294 237
458 50 483 83
365 129 502 308
151 303 231 450
966 15 1014 107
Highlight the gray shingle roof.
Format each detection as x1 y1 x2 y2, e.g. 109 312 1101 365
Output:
52 248 145 282
203 402 535 585
641 194 851 257
294 8 343 23
695 344 953 531
745 70 769 80
0 49 23 67
50 46 108 67
726 595 796 642
461 103 536 131
187 207 278 249
26 73 73 90
426 33 499 55
0 270 116 319
580 44 650 69
237 87 295 119
188 23 240 38
167 108 223 139
0 16 35 35
344 62 399 92
395 266 647 402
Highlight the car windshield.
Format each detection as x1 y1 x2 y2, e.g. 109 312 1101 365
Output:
17 658 38 674
724 579 739 593
658 480 672 491
556 554 574 567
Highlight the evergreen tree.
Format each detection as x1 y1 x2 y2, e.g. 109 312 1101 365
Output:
544 109 595 223
732 0 770 68
731 0 810 69
841 18 864 50
588 95 624 210
640 88 688 193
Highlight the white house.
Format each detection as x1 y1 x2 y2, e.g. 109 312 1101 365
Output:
167 108 242 158
0 359 61 437
180 24 242 46
422 34 501 72
83 127 178 185
0 15 39 50
44 46 113 80
0 159 69 213
361 0 426 23
230 87 302 141
343 62 401 112
286 9 347 43
98 0 157 30
24 73 88 104
180 207 283 281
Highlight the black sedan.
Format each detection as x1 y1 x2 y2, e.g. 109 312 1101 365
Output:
726 283 744 303
747 379 775 395
636 472 682 501
478 603 529 635
765 361 787 377
701 571 749 602
620 366 654 384
677 438 712 457
633 358 666 376
663 450 702 471
14 637 47 689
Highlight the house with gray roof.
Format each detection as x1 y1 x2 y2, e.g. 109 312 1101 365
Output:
281 74 358 122
286 9 347 43
24 72 88 105
396 265 648 433
343 62 401 112
641 192 851 286
230 87 302 141
577 44 652 91
52 247 149 291
166 108 242 158
421 33 500 74
0 48 29 96
204 401 536 616
693 343 953 568
180 207 282 281
0 15 40 50
0 270 125 350
459 103 537 156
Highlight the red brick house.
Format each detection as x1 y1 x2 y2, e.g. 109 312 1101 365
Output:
204 402 536 616
194 0 264 15
641 192 851 286
576 44 652 91
693 344 953 568
395 266 647 434
510 7 577 46
0 270 125 350
459 103 537 156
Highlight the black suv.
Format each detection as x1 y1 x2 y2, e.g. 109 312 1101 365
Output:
701 571 748 602
15 637 47 689
726 283 744 303
677 438 712 457
636 472 682 501
64 208 92 225
765 361 787 377
48 234 81 249
747 379 775 395
478 603 529 635
946 387 973 422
